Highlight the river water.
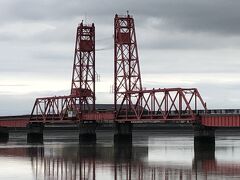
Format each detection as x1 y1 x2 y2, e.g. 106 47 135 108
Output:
0 129 240 180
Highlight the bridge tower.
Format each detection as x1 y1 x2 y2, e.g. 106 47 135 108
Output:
114 13 142 118
29 22 96 143
71 22 96 112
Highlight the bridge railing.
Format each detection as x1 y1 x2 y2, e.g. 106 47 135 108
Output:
205 109 240 115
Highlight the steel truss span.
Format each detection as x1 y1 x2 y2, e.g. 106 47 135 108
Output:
30 96 82 123
116 88 207 121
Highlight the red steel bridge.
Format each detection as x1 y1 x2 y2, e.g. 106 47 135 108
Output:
0 13 240 130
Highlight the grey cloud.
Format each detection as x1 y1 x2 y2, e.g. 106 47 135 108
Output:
139 49 240 74
133 0 240 36
1 0 240 35
0 0 240 115
138 33 239 50
1 0 239 51
0 90 69 115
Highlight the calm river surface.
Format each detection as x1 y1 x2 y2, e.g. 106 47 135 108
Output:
0 129 240 180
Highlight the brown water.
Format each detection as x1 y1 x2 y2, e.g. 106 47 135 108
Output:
0 130 240 180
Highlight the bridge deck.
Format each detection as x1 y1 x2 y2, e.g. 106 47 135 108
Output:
1 109 240 128
201 114 240 127
0 115 29 128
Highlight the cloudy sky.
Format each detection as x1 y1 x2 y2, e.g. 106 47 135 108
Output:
0 0 240 115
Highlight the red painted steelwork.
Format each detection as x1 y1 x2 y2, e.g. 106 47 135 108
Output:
114 13 207 121
82 112 114 121
0 116 29 127
30 22 96 123
3 14 240 127
30 96 82 123
30 96 114 123
201 115 240 127
29 13 207 123
114 14 142 114
116 88 207 121
71 22 96 112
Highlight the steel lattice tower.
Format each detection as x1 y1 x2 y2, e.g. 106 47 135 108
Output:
71 22 95 112
114 14 142 116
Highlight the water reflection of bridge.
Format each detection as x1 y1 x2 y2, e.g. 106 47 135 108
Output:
0 144 240 180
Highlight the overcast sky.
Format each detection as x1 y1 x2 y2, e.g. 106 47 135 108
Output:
0 0 240 115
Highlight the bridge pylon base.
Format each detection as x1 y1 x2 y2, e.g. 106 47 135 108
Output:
194 124 215 152
114 125 132 162
79 121 97 144
0 127 9 143
27 123 44 144
114 121 132 145
193 125 215 171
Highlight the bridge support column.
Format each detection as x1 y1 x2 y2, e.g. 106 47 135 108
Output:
193 125 215 172
0 127 9 142
79 121 97 144
27 123 44 143
114 122 132 144
194 124 215 151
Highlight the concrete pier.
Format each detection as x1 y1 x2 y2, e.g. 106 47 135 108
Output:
194 124 215 150
114 121 132 144
27 123 44 143
0 127 9 142
79 121 97 144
